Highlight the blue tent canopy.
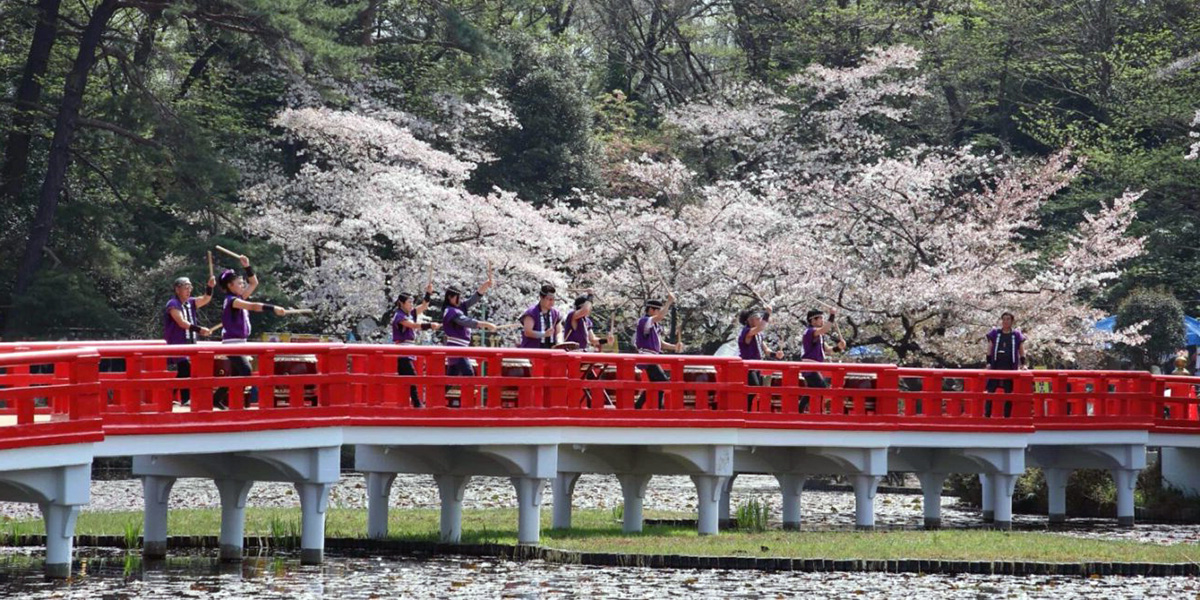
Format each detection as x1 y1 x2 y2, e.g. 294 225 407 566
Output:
1095 315 1200 346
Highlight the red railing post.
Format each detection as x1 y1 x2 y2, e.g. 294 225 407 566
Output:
1012 371 1034 418
323 347 350 407
192 350 215 412
122 353 144 413
426 352 447 408
69 353 101 421
721 360 744 412
777 366 798 414
616 358 636 410
875 367 898 416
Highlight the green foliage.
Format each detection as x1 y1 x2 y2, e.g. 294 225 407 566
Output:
122 519 142 550
1116 288 1186 370
735 497 770 533
2 0 1198 340
468 35 600 204
6 270 128 338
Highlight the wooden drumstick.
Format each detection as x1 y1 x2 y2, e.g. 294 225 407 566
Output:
493 322 522 331
214 245 241 260
207 251 214 280
426 262 434 288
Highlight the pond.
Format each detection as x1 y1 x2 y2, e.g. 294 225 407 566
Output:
0 548 1197 599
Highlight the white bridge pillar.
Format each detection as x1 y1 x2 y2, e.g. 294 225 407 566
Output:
0 452 91 579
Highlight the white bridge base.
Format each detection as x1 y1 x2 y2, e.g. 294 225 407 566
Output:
0 443 92 578
132 445 339 564
0 425 1192 577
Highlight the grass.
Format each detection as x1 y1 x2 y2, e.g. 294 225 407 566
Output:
7 508 1200 564
735 498 770 532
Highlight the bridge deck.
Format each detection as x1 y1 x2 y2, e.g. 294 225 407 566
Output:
0 341 1198 576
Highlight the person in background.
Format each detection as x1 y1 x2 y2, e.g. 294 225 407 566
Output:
738 306 784 411
164 274 215 405
519 284 562 349
984 311 1027 417
634 293 684 409
219 254 293 407
799 308 844 412
393 281 441 407
441 270 498 377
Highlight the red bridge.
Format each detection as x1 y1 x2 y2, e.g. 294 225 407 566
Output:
2 340 1199 577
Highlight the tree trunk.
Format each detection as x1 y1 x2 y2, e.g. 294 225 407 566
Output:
8 0 120 333
0 0 64 204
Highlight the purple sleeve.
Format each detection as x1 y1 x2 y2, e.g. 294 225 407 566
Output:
454 313 479 328
985 328 998 342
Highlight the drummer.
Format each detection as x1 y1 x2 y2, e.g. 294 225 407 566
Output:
393 281 441 407
634 292 684 409
164 274 215 405
519 283 562 349
566 291 615 407
799 308 845 412
442 273 498 377
564 291 611 351
219 253 293 407
738 306 784 411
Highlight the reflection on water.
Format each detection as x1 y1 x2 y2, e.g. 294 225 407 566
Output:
1 547 1199 599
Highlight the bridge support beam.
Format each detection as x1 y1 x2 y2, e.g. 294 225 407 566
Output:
434 474 470 543
776 474 805 530
1045 467 1070 524
41 502 81 579
719 474 737 527
0 449 91 579
366 472 396 539
692 475 728 536
296 482 332 564
551 472 580 530
512 477 547 544
215 479 253 562
980 473 994 522
990 473 1017 530
852 475 882 530
916 472 947 529
617 474 651 533
133 445 341 563
142 475 176 559
1029 442 1145 527
1113 468 1138 527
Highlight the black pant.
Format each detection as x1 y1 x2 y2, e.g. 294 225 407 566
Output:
985 375 1014 417
397 357 421 407
800 371 826 413
174 358 191 404
447 357 474 377
635 364 669 409
746 369 764 411
228 355 258 407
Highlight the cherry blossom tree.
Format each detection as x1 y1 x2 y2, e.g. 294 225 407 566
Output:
578 45 1145 366
243 107 574 338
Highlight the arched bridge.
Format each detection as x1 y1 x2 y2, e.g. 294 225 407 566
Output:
2 340 1199 577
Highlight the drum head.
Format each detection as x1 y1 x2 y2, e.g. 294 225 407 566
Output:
553 341 580 351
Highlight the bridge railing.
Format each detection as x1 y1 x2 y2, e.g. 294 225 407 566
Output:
1152 373 1200 431
0 348 103 449
4 341 1200 435
87 343 349 415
